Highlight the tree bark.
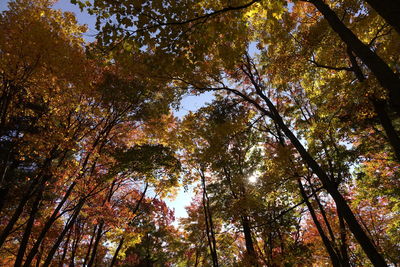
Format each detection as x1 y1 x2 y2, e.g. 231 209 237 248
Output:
347 47 400 161
109 238 124 267
23 181 77 267
233 75 388 266
14 187 44 267
42 201 84 267
0 175 47 248
337 207 351 267
298 179 342 267
200 170 219 267
372 99 400 161
83 225 98 267
307 0 400 114
365 0 400 34
253 85 387 266
58 227 73 267
241 215 258 265
87 221 104 267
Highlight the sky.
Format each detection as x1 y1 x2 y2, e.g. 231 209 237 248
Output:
0 0 213 219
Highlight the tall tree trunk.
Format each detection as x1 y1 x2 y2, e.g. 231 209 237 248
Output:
0 150 57 249
0 184 10 214
14 187 44 267
83 225 98 267
200 171 219 267
109 238 124 267
307 0 400 114
365 0 400 34
194 248 199 267
307 178 337 246
59 227 73 267
298 179 342 267
42 201 84 267
234 75 388 266
347 47 400 161
0 175 47 248
23 181 77 267
241 215 258 265
371 99 400 160
87 221 104 267
35 244 43 267
255 85 387 266
69 220 84 267
337 208 351 267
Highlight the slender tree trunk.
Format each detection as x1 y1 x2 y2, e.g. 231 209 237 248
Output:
0 176 46 248
0 185 10 214
200 171 219 267
298 179 342 267
205 186 218 267
109 238 124 267
308 179 337 246
87 221 104 267
329 187 386 267
14 187 44 267
69 220 83 267
365 0 400 34
59 227 73 267
372 99 400 160
35 244 43 267
83 225 98 267
252 86 388 267
231 71 387 265
0 150 57 248
307 0 400 114
87 178 118 267
347 47 400 161
241 215 258 266
194 248 199 267
23 181 77 267
42 201 84 267
337 208 351 267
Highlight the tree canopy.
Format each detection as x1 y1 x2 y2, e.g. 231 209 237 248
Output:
0 0 399 266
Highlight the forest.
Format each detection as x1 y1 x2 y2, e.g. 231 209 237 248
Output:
0 0 399 266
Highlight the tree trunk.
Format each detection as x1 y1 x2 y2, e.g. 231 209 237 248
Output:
298 179 342 267
83 225 98 267
0 186 10 214
308 178 337 246
365 0 400 34
337 207 351 267
42 201 84 267
243 81 388 266
14 187 44 267
59 227 72 267
261 91 387 266
0 151 57 249
0 176 45 248
347 47 400 161
241 215 258 265
69 220 84 267
307 0 400 114
23 181 77 267
109 238 124 267
87 221 104 267
200 171 219 267
372 99 400 161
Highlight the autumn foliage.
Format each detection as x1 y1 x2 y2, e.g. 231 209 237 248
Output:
0 0 400 266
